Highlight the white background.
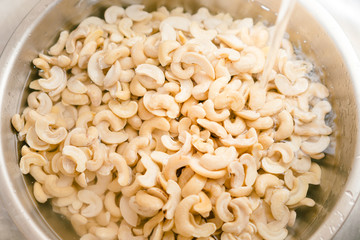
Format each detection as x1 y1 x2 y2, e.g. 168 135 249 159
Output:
0 0 359 239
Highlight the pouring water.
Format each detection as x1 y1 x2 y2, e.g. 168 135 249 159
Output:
260 0 297 88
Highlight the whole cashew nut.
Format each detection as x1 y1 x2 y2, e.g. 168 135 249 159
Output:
35 117 67 144
199 146 237 171
137 151 160 188
174 195 216 237
62 145 87 172
275 110 294 141
275 74 309 96
108 99 138 119
135 64 165 88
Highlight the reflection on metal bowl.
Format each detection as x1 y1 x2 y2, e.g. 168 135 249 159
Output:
0 0 359 239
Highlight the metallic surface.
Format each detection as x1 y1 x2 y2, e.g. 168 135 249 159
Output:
0 0 360 239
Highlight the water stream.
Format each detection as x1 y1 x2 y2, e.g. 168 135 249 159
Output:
260 0 296 87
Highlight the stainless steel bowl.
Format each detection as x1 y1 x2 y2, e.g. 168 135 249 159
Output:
0 0 359 239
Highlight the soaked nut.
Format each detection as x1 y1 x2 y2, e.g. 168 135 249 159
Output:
12 4 333 240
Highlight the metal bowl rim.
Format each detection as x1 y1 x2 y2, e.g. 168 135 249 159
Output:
0 0 359 239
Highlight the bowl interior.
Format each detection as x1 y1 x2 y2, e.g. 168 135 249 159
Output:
0 0 358 239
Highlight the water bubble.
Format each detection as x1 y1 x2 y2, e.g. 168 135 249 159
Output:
345 190 355 204
329 225 337 234
345 190 355 205
260 4 271 12
336 210 344 222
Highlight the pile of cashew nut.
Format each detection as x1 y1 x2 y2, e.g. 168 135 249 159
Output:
11 4 332 240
